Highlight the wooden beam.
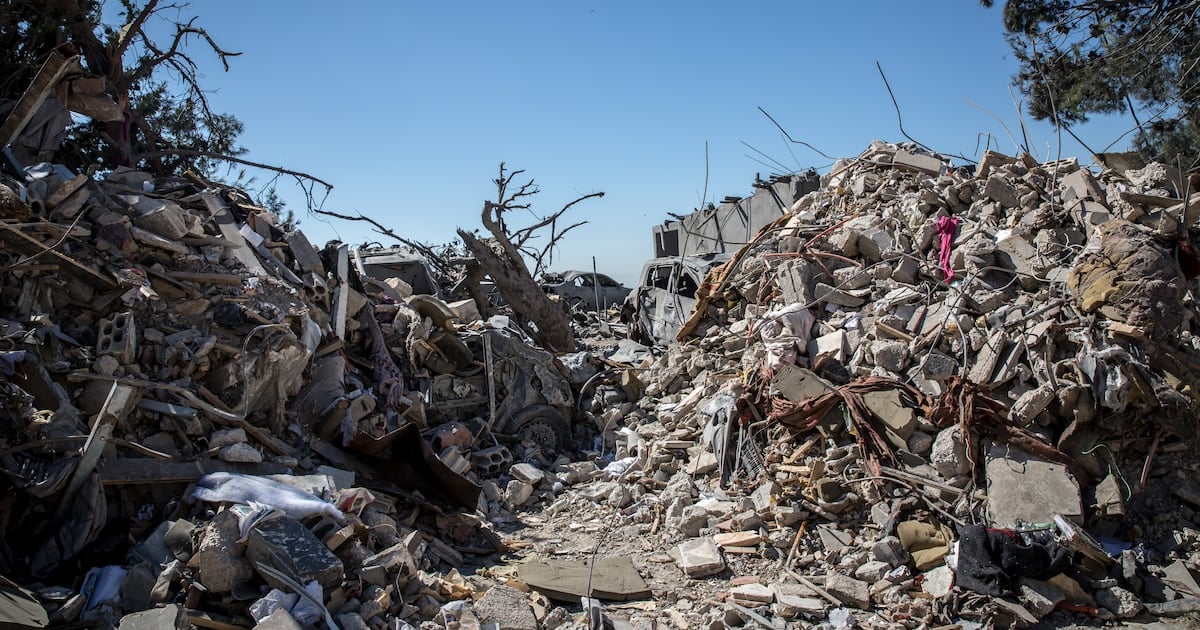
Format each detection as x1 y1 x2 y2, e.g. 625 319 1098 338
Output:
0 52 81 147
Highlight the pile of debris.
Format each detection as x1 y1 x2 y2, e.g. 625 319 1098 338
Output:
0 157 636 629
7 134 1200 629
537 140 1200 627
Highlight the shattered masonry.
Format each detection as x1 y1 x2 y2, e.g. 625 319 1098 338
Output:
8 109 1200 629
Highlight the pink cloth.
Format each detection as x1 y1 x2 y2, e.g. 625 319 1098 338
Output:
936 216 960 281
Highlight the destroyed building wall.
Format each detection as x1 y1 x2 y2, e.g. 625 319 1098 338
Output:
652 170 820 257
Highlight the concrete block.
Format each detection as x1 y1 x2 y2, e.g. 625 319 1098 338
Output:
855 560 891 583
1018 577 1064 619
984 175 1020 208
807 330 847 364
1060 168 1106 203
472 445 512 477
772 582 825 618
824 572 870 608
814 282 866 307
247 516 345 589
730 583 774 605
474 585 539 630
672 537 725 578
510 462 546 486
930 425 972 478
985 443 1082 528
922 565 954 598
893 150 944 176
131 197 189 239
891 255 919 284
96 311 137 365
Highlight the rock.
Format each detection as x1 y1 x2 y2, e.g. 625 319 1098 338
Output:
188 510 254 594
677 505 709 538
854 560 891 583
219 442 263 463
871 340 909 372
930 425 972 478
209 427 247 449
510 463 546 486
824 573 870 609
505 480 534 507
246 516 344 589
474 585 539 630
872 536 910 568
672 538 725 578
921 565 954 598
118 604 182 629
907 431 933 455
1095 585 1143 619
729 583 774 605
1018 577 1065 619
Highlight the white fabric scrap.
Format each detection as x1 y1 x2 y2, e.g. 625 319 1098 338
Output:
191 472 345 520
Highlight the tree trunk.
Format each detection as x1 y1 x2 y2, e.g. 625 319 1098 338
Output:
457 229 574 352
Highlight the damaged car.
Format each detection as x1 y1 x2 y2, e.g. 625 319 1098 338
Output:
622 253 730 345
540 270 631 312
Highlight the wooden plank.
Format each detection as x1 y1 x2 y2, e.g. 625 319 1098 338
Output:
0 52 80 146
201 193 266 275
98 458 288 486
0 225 116 289
167 270 247 285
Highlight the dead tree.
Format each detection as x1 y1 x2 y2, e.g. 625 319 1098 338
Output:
456 164 603 353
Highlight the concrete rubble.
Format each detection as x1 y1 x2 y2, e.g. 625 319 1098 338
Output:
6 130 1200 629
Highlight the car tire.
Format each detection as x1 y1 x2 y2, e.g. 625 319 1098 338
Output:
507 404 571 450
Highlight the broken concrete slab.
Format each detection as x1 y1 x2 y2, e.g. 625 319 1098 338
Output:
985 443 1082 528
517 556 651 601
671 537 725 578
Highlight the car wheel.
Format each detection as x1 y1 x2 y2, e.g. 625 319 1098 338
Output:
508 404 570 450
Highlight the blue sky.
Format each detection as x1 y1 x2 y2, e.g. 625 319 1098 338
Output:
138 1 1133 286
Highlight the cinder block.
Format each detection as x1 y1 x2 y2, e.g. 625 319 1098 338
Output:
96 311 137 365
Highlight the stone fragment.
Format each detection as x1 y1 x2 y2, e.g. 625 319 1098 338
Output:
984 174 1020 208
1009 384 1055 425
854 561 891 583
921 565 954 598
893 150 943 176
773 581 826 618
871 340 909 372
687 450 718 475
824 573 870 609
510 463 546 486
189 510 254 594
505 480 534 507
930 426 972 479
247 516 345 589
672 538 725 578
891 255 919 284
219 443 263 463
729 583 774 605
209 427 247 449
1018 577 1065 619
872 536 910 568
118 604 181 629
1095 585 1143 618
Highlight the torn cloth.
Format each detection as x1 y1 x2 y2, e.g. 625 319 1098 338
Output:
954 524 1070 596
191 472 345 520
936 216 960 281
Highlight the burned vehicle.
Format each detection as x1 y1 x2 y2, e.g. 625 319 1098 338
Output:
353 245 443 298
623 253 731 345
540 270 631 312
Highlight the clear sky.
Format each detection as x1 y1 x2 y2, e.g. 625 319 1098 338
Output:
137 1 1134 286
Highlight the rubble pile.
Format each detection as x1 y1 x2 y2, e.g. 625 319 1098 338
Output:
530 142 1200 627
6 136 1200 630
0 162 617 629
